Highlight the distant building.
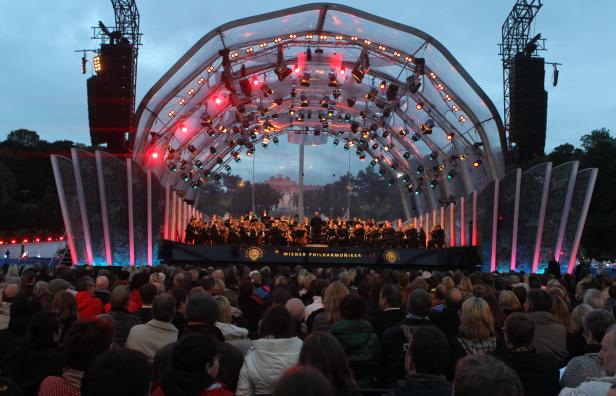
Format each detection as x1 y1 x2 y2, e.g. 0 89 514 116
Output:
264 175 317 194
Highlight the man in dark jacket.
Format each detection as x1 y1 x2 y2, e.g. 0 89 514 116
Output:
497 312 560 396
387 325 452 396
380 288 432 386
153 293 243 392
428 288 463 339
370 284 406 339
108 285 141 347
135 283 157 323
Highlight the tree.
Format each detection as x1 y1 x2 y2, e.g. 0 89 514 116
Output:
546 143 582 165
6 129 40 147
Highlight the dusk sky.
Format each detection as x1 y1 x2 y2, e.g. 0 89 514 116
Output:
1 0 615 184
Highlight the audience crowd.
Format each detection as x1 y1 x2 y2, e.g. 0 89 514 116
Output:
0 260 614 396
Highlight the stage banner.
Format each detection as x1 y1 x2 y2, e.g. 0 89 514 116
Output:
160 243 480 269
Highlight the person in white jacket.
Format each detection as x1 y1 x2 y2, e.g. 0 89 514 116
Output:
236 305 303 396
560 324 616 396
214 295 251 355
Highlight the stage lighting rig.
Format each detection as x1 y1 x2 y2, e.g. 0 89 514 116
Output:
386 83 399 101
346 98 356 108
406 74 421 94
420 119 435 134
328 73 339 88
260 83 273 97
300 72 311 87
352 49 370 83
333 89 341 99
274 44 293 81
320 96 329 108
300 95 310 107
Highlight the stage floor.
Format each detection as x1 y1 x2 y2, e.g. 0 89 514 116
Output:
159 241 481 270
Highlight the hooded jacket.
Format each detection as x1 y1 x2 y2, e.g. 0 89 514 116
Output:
235 336 302 396
215 322 251 355
75 291 102 320
331 319 379 362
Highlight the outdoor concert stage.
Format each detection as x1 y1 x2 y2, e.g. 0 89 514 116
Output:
159 241 481 270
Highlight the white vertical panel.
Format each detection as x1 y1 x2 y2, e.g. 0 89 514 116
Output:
71 149 94 265
50 155 78 265
449 203 455 247
555 162 579 262
568 169 598 274
147 171 153 267
126 159 135 267
490 180 500 272
472 191 478 246
460 196 466 246
510 168 522 272
532 163 553 273
164 185 170 240
170 190 177 241
94 152 112 266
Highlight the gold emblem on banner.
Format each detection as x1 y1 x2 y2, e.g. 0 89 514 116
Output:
383 250 400 264
245 247 263 261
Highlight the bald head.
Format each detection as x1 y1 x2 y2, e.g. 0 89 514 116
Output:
285 298 305 321
445 288 464 311
96 276 109 290
2 284 19 301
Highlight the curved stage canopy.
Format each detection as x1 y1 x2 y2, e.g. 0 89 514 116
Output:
133 3 507 215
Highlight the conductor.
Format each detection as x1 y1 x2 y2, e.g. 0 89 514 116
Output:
309 211 323 243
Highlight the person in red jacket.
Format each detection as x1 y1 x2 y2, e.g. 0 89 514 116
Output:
152 334 232 396
75 277 103 320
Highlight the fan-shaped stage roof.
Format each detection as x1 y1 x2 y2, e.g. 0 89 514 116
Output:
133 3 506 215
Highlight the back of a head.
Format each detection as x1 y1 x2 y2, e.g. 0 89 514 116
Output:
130 272 149 291
583 289 606 309
434 284 448 301
171 334 218 372
299 332 356 393
20 269 37 289
81 349 152 396
583 309 616 344
64 319 114 370
504 312 535 348
408 288 432 317
110 285 131 309
381 284 402 308
260 305 294 338
272 287 292 306
527 289 553 313
76 276 94 292
152 293 176 323
185 293 219 325
339 294 368 320
26 311 59 349
286 298 305 321
311 279 328 298
95 276 109 290
273 366 335 396
411 325 449 375
454 354 523 396
445 288 464 311
139 283 158 305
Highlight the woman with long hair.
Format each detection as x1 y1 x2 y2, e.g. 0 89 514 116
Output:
498 290 522 318
311 281 349 332
214 295 250 355
50 291 78 344
299 332 360 396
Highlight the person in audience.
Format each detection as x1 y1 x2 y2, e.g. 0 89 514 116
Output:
560 324 616 395
453 354 523 396
94 276 110 305
154 293 243 392
298 331 360 396
0 283 18 330
450 297 502 368
584 288 607 309
153 334 232 396
237 278 263 338
80 349 152 396
499 290 522 317
0 312 64 396
312 281 349 332
39 318 114 396
126 293 178 361
128 272 148 313
75 276 102 320
386 325 452 396
8 269 41 335
170 288 187 334
107 285 141 347
370 284 406 339
526 289 568 366
135 283 157 323
567 303 593 359
429 288 463 339
50 291 77 344
236 305 303 396
285 298 305 336
272 366 335 396
497 312 560 396
380 288 432 385
214 295 251 355
303 279 326 328
561 309 616 388
33 281 52 308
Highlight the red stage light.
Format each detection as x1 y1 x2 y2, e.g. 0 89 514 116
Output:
251 76 260 86
35 238 40 243
181 125 189 133
59 236 64 241
47 237 52 241
294 65 301 74
0 241 4 245
10 240 16 244
339 67 346 75
214 97 223 105
151 152 160 159
22 239 28 243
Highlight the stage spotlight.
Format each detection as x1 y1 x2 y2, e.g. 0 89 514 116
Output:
261 84 273 97
225 164 232 172
473 159 482 168
411 133 421 142
328 73 339 88
289 105 296 116
371 143 378 150
333 89 341 99
387 179 395 187
290 87 297 98
322 122 329 131
345 113 352 122
403 152 411 159
406 74 422 93
167 162 177 172
187 145 197 154
320 96 329 108
366 88 378 101
428 151 438 161
181 173 190 182
346 98 356 108
343 143 350 151
415 189 422 196
447 170 456 180
447 132 454 141
382 130 389 138
430 179 438 189
300 72 311 87
327 108 334 117
296 112 304 121
379 169 385 177
216 157 223 164
386 84 399 101
350 121 359 133
421 119 435 134
251 76 260 87
399 128 408 137
273 136 279 144
191 181 200 189
300 95 310 107
209 147 217 155
415 102 424 110
333 138 339 146
273 97 283 106
195 160 204 169
352 67 364 83
274 64 293 81
416 166 424 175
383 145 390 152
379 80 386 90
180 125 189 134
359 153 366 161
402 175 410 184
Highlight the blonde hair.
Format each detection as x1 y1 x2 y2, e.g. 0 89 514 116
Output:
460 297 495 340
441 276 455 290
499 290 521 313
568 303 592 333
214 295 232 323
212 279 226 295
323 281 349 324
459 277 473 295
